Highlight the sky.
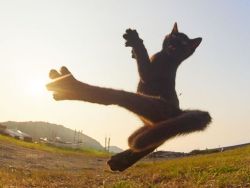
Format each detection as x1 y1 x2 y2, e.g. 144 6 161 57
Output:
0 0 249 152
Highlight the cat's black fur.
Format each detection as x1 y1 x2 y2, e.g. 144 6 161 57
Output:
47 23 211 172
108 23 209 171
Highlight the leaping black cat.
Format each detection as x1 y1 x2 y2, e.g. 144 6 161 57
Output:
47 23 211 171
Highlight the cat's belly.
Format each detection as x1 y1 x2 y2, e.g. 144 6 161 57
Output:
137 81 179 109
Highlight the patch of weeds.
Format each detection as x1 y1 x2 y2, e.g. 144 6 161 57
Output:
111 180 133 188
211 166 239 174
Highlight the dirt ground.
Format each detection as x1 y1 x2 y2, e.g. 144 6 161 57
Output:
0 140 107 171
2 139 249 188
0 140 130 188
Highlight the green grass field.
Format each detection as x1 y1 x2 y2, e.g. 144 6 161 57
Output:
128 146 250 187
0 135 249 187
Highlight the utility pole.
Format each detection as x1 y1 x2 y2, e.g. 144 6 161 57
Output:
104 136 107 151
77 130 80 144
73 129 76 144
107 137 110 153
79 130 83 143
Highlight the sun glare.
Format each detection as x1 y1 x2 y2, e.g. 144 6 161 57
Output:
26 78 48 98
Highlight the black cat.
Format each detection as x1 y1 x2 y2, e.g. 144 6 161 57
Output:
47 23 211 171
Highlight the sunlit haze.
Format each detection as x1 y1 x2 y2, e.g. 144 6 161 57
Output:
0 1 249 152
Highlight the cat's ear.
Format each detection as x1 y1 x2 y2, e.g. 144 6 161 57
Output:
171 22 178 34
191 37 202 49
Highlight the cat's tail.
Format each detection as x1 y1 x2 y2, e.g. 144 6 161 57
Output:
129 110 212 152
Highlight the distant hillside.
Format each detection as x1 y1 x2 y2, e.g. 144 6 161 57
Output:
1 121 104 150
189 142 250 155
109 146 123 153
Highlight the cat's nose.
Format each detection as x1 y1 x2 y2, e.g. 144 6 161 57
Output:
191 37 202 49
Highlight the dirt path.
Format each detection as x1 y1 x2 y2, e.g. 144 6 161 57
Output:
0 140 107 171
0 140 144 188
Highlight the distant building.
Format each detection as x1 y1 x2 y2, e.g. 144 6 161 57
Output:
0 124 8 136
148 151 186 159
0 125 32 142
0 124 7 131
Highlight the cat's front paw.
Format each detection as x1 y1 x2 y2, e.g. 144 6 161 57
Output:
123 29 142 47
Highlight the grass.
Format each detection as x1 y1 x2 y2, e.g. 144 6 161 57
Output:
128 145 250 187
0 134 250 187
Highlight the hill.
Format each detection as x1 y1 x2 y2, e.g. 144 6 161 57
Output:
1 121 104 150
109 145 123 153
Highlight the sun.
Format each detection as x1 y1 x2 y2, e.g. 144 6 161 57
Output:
26 78 48 98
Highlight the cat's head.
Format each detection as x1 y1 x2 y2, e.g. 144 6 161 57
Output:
162 23 202 62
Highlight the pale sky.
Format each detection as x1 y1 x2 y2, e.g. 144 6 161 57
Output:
0 0 249 152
